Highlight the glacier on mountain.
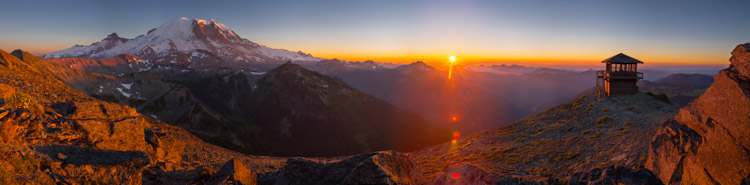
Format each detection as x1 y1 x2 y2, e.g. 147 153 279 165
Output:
44 17 321 66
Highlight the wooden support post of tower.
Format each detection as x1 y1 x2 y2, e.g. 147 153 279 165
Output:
596 53 644 101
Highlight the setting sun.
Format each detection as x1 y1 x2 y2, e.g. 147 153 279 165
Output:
448 56 456 79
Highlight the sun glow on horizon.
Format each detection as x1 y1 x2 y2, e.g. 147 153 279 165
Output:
447 56 456 79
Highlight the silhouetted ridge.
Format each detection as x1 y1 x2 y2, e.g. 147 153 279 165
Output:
241 62 451 156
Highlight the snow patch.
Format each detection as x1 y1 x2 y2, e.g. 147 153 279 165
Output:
116 88 131 98
121 83 133 89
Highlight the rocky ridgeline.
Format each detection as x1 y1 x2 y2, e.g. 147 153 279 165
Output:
647 43 750 184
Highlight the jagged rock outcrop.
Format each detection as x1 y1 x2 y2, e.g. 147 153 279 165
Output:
647 43 750 184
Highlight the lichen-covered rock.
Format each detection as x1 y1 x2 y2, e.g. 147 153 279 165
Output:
75 117 147 152
208 159 257 185
647 43 750 185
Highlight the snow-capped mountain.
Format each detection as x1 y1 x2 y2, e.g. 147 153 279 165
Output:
44 17 322 66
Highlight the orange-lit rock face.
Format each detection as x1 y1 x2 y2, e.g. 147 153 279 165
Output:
730 43 750 78
647 43 750 185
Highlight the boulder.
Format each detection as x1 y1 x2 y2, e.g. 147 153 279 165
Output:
0 83 14 99
145 128 184 171
208 159 257 185
341 151 419 185
730 43 750 78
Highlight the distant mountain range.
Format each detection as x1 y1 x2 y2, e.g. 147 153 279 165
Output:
39 17 723 155
33 18 451 157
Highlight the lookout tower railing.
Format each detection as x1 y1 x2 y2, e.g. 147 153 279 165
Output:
600 71 643 79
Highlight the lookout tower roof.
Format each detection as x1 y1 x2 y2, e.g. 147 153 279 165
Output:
601 53 644 64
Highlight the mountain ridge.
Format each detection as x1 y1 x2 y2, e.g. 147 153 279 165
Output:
238 62 452 156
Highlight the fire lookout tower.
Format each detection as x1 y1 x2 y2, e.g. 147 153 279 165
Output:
596 53 644 99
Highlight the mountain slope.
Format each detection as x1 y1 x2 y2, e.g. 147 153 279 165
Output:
238 62 451 156
0 48 293 184
647 43 750 184
44 17 320 70
638 73 713 106
413 92 677 181
10 50 256 158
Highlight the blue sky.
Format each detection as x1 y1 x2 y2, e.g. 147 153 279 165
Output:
1 0 748 65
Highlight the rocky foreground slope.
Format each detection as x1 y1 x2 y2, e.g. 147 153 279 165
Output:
0 49 417 184
409 92 675 184
0 49 293 184
646 43 750 184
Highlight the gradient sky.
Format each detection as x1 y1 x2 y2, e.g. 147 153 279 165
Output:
1 0 748 65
